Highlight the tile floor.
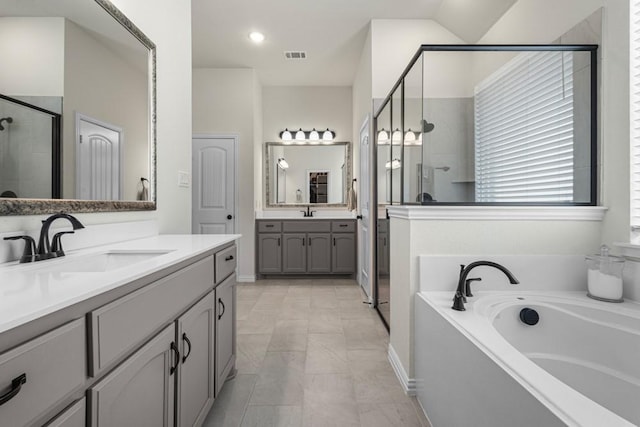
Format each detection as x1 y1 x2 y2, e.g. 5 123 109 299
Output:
202 279 430 427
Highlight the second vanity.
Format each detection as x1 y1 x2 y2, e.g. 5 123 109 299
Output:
256 218 357 278
0 233 239 427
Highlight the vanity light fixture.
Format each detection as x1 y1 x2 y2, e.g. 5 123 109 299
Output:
278 128 335 143
377 128 389 144
277 158 289 169
391 128 402 144
249 31 265 43
385 158 401 170
322 128 334 141
281 128 293 141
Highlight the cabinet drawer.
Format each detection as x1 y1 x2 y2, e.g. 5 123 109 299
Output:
0 319 86 427
331 221 355 232
282 221 330 233
89 256 214 376
215 245 237 284
257 221 281 232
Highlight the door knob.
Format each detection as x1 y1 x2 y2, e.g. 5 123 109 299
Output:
227 214 232 220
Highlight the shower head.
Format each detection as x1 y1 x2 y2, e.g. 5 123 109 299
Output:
0 117 13 131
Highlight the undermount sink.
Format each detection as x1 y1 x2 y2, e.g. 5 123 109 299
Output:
45 250 174 273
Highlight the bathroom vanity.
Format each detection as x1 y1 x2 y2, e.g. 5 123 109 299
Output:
256 219 356 278
0 234 239 427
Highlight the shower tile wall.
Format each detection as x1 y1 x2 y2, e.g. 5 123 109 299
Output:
422 97 475 203
0 96 61 198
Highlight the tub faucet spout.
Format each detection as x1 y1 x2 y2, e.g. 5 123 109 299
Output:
452 261 519 311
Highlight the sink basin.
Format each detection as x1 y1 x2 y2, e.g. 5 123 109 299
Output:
46 250 174 273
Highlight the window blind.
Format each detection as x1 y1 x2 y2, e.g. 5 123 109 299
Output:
631 1 640 227
475 51 575 203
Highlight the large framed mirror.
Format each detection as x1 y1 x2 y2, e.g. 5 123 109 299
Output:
265 141 352 207
0 0 156 215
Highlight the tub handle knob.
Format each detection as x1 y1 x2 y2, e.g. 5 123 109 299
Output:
464 278 482 297
519 308 540 326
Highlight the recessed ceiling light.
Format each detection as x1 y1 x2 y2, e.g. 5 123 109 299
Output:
249 32 265 43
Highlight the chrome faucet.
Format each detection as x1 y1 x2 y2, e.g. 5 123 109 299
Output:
36 213 84 260
452 261 519 311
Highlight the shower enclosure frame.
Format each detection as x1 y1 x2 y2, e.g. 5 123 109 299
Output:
0 94 62 199
371 44 599 331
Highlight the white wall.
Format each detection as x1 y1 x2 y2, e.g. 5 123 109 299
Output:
192 68 257 281
0 0 192 234
370 19 465 99
0 17 64 96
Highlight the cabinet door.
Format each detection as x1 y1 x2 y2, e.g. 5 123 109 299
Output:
282 233 306 273
215 275 236 396
45 398 85 427
89 324 176 427
332 234 356 273
176 292 215 427
258 234 282 273
307 233 331 273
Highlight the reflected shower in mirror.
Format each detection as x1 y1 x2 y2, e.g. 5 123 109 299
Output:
265 141 352 207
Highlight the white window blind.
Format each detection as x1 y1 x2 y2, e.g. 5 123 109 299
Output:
475 51 575 203
631 0 640 227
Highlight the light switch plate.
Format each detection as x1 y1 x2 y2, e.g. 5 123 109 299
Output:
178 171 190 188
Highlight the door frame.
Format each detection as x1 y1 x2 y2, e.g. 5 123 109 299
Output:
75 112 124 200
192 134 239 235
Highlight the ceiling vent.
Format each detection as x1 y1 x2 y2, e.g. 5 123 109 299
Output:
284 51 307 60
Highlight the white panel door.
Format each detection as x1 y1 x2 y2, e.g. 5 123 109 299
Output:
76 114 122 200
358 116 371 299
192 136 236 234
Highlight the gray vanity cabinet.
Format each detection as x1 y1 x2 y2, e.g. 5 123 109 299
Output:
256 219 356 277
215 275 236 396
176 291 216 427
89 323 176 427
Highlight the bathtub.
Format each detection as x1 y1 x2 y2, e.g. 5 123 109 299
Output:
414 291 640 427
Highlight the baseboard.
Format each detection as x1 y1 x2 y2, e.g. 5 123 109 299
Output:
237 275 256 283
388 344 417 396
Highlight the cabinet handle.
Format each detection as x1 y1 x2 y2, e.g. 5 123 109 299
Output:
182 333 192 364
0 373 26 406
333 238 336 246
302 238 305 246
170 342 180 375
266 224 274 228
308 237 311 246
225 255 234 261
339 224 348 227
277 237 280 246
218 298 226 320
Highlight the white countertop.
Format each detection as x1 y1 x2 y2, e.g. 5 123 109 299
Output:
0 234 240 335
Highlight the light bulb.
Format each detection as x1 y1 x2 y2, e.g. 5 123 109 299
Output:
249 32 265 43
322 128 333 141
309 128 320 140
295 128 306 141
281 128 292 141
